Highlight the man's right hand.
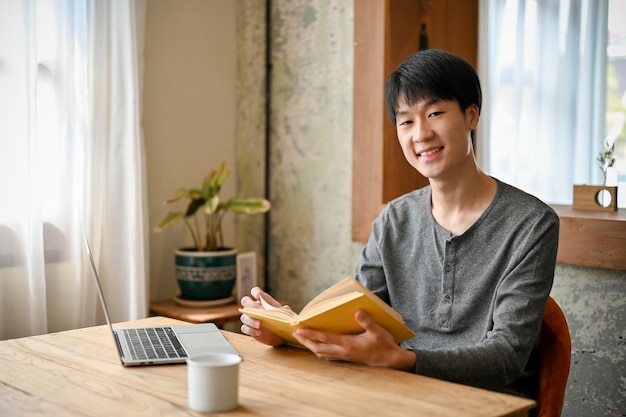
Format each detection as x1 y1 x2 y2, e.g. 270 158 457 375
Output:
239 287 289 347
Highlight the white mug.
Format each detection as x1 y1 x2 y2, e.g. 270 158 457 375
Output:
186 352 242 413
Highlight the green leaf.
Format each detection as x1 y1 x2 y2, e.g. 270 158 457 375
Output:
185 198 206 217
163 188 191 204
224 198 271 214
211 162 230 188
153 211 184 232
204 195 220 214
202 162 230 200
189 189 203 200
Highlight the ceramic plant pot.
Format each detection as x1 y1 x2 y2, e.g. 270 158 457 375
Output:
174 247 237 301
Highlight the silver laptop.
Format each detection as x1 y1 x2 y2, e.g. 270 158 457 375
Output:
84 236 239 366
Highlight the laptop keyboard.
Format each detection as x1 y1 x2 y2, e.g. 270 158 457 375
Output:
121 327 188 361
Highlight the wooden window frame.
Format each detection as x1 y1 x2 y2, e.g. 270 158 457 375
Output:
352 0 478 242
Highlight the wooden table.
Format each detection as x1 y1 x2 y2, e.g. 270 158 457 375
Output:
149 298 242 327
0 317 536 416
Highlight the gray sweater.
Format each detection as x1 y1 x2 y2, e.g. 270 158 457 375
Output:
355 179 559 398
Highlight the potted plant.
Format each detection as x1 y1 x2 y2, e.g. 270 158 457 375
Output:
154 162 270 301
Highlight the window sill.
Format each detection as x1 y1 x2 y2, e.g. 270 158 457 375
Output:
551 204 626 271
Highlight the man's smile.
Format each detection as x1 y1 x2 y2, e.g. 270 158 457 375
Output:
418 146 444 157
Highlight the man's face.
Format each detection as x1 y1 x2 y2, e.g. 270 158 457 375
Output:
394 97 479 181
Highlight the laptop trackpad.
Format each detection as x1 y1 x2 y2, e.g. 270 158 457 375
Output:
177 331 239 356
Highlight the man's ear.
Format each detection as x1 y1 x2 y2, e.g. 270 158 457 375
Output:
466 104 480 130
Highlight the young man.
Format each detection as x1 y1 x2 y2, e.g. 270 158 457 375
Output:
240 49 559 399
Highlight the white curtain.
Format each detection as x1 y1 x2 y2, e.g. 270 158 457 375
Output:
478 0 609 204
0 0 148 340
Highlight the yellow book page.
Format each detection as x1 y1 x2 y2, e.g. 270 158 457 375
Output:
298 291 363 319
244 306 297 322
244 277 364 323
303 276 405 323
299 276 362 314
240 307 302 346
247 291 362 325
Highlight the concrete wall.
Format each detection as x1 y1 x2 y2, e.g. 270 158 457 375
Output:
143 1 625 416
265 1 361 300
551 265 625 417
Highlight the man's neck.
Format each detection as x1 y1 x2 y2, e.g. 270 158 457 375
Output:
429 170 497 236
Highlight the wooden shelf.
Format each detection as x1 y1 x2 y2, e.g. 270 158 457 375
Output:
551 204 626 271
149 299 241 327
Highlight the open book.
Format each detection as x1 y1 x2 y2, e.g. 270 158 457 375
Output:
239 276 415 347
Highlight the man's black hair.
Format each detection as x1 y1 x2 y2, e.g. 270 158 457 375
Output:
384 49 482 134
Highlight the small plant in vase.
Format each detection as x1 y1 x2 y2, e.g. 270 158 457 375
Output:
574 139 618 212
154 162 271 301
596 138 616 186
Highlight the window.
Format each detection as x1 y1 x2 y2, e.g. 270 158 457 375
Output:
606 0 626 207
480 0 625 207
0 0 147 339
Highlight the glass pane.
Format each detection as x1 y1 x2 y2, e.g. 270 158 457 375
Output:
606 0 626 207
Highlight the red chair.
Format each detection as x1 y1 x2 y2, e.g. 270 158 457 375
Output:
536 296 571 417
